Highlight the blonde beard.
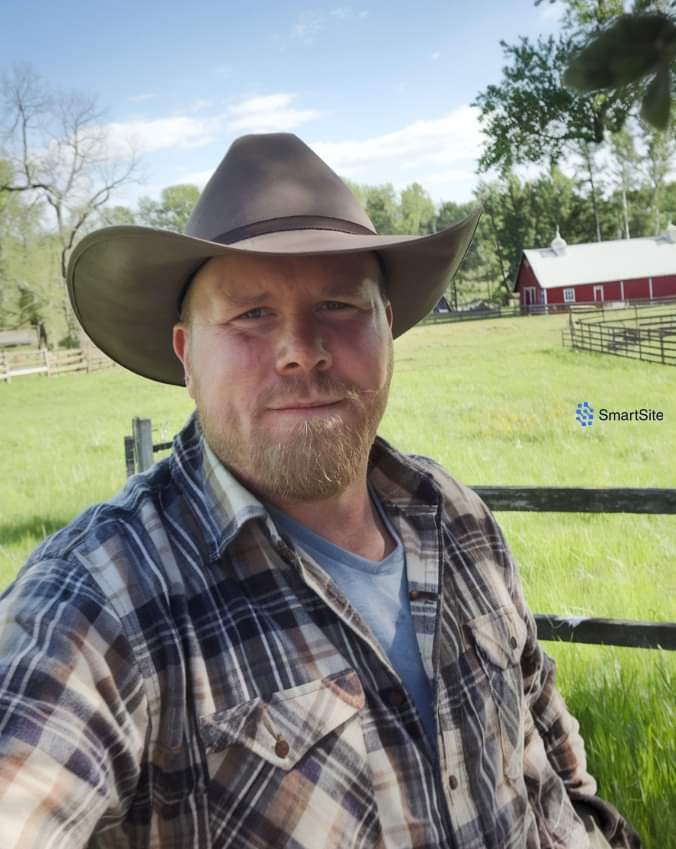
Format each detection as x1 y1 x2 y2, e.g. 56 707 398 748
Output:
197 360 392 502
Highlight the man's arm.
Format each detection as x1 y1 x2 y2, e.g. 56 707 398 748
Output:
0 557 147 848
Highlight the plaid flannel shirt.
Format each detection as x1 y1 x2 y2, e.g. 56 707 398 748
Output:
0 414 641 849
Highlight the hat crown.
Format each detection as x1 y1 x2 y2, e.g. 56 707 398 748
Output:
185 133 377 244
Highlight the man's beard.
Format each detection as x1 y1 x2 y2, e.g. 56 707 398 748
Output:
197 356 392 502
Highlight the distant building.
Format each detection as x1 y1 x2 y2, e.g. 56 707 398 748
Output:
433 295 452 313
514 226 676 309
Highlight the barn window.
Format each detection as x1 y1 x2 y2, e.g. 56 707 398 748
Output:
563 287 575 303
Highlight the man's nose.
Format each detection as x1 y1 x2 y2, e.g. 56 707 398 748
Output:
275 314 332 374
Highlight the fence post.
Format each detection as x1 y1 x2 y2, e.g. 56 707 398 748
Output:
132 417 154 472
124 435 136 477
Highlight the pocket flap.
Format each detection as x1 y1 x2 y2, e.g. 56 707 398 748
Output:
199 668 364 770
467 606 527 669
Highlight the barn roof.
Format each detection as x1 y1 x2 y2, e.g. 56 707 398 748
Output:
519 228 676 290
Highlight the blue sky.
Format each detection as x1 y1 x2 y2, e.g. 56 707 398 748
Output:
1 0 566 208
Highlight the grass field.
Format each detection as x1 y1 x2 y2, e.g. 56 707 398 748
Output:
1 311 674 846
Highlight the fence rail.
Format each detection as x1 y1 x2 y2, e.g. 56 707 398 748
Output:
124 417 675 652
0 347 113 381
562 307 676 366
420 295 676 325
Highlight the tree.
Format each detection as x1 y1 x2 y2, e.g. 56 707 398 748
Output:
643 125 676 232
473 2 637 241
0 64 140 340
561 5 676 130
398 183 436 235
137 184 199 232
473 30 632 172
98 204 136 226
609 127 641 238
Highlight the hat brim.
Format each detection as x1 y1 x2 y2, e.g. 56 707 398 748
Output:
67 209 481 385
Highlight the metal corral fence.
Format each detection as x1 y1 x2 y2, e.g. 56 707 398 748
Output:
420 296 676 325
124 417 676 652
0 347 114 382
562 305 676 366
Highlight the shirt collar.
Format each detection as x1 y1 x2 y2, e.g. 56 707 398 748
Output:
170 411 441 562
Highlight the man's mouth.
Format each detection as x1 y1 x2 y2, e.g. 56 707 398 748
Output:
267 399 343 412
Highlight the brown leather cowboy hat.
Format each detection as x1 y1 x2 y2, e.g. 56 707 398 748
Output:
67 132 480 385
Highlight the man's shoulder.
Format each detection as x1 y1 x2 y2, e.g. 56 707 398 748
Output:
32 457 177 563
10 457 190 618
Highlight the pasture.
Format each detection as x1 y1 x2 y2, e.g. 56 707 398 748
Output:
1 311 674 846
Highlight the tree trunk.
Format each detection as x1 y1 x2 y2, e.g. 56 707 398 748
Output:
621 185 630 239
586 153 602 242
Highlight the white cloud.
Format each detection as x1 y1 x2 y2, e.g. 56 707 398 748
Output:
184 99 213 114
104 93 325 156
225 92 325 133
293 7 368 44
229 94 296 115
105 115 221 156
313 106 483 174
128 92 157 103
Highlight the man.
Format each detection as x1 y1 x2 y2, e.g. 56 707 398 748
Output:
0 133 640 849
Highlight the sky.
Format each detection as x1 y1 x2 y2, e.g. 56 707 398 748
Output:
0 0 568 209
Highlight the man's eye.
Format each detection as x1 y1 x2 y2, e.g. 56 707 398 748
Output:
321 301 351 311
237 307 269 320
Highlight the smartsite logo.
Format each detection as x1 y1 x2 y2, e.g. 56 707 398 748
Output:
575 401 594 428
575 401 665 428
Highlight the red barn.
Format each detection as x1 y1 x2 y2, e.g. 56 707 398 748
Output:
514 226 676 310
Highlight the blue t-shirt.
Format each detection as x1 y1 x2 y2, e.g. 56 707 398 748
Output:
265 492 435 744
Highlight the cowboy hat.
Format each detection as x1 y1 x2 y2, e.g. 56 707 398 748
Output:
67 132 480 385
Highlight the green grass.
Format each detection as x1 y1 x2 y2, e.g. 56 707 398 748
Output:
2 311 675 846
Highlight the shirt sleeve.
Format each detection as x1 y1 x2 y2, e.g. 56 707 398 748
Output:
492 516 643 849
0 557 148 848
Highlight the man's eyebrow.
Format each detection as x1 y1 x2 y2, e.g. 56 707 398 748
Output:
218 290 272 308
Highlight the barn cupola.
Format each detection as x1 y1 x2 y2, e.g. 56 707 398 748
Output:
550 228 567 256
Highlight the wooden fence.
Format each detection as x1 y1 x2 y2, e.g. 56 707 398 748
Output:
0 347 113 382
124 417 675 652
420 295 676 326
562 307 676 366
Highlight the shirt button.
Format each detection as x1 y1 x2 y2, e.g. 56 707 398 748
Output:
388 688 406 708
274 737 289 758
448 774 459 791
409 589 419 601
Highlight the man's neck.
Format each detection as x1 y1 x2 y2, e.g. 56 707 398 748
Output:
264 477 395 562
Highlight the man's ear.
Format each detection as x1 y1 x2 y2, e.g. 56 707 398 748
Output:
172 323 194 396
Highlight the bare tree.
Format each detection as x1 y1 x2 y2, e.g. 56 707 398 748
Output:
0 64 140 339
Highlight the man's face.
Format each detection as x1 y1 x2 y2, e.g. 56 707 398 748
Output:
172 251 393 503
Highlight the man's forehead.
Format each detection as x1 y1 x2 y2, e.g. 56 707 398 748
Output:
194 251 382 302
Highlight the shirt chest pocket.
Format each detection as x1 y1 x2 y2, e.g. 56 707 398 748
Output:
197 668 373 845
467 605 528 783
